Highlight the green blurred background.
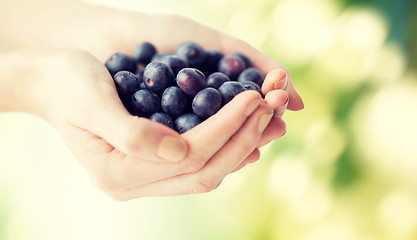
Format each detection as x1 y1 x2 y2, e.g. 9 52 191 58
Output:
1 0 417 239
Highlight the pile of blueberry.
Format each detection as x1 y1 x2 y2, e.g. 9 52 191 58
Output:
105 41 265 133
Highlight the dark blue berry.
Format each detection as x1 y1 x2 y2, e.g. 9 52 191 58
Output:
218 81 246 104
206 72 230 89
237 67 264 87
158 55 188 75
241 81 263 96
150 112 174 129
218 54 247 80
204 49 223 73
175 42 206 68
174 113 202 134
105 53 136 76
161 86 188 118
192 87 222 119
151 52 171 62
131 89 161 117
176 68 206 97
231 53 252 68
133 42 156 65
113 71 142 103
143 62 175 95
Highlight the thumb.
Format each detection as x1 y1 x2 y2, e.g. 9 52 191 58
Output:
83 84 188 163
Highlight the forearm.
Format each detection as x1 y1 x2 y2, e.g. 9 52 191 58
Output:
0 49 47 115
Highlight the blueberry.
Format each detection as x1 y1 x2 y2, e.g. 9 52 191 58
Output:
204 49 223 74
241 81 263 96
135 68 147 89
218 54 247 80
218 81 246 104
176 68 206 97
133 42 156 65
161 86 188 118
151 52 171 62
158 55 188 75
174 113 202 134
192 87 222 119
175 41 206 68
113 71 142 103
237 67 264 87
105 53 136 76
150 112 174 129
131 89 161 117
143 62 175 95
206 72 230 89
231 53 252 68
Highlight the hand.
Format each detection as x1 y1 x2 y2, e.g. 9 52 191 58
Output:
30 49 283 200
74 11 303 147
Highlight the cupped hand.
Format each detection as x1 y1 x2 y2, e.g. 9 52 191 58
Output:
37 49 285 200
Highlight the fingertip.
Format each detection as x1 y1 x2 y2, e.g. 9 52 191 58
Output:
262 69 288 95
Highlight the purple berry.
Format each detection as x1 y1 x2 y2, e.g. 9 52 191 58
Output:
158 55 188 75
113 71 142 102
176 68 206 97
192 88 222 119
238 67 264 87
105 53 136 76
175 41 206 68
161 86 188 118
218 81 246 104
218 54 247 80
175 113 202 134
131 89 161 117
206 72 230 89
133 42 156 65
231 53 252 68
143 62 175 95
150 112 174 129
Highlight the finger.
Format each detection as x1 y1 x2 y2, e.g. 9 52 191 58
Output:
261 69 304 111
177 90 262 173
264 89 289 118
231 148 261 173
257 117 286 148
78 77 188 163
118 102 273 199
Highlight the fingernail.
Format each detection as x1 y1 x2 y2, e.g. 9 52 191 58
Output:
257 113 273 133
274 98 289 118
246 98 261 116
273 73 288 90
157 136 188 162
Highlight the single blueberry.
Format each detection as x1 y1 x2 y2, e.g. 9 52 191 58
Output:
131 89 161 117
113 71 142 103
206 72 230 89
105 52 136 76
176 68 206 97
158 55 188 75
192 88 222 119
203 49 224 74
174 113 202 134
161 86 188 118
143 62 175 95
218 81 246 105
151 52 171 62
175 42 206 68
150 112 174 129
133 42 157 65
237 67 264 87
241 81 263 96
218 54 247 80
231 53 252 68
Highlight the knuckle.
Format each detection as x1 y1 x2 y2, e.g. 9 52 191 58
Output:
178 154 206 173
189 174 220 194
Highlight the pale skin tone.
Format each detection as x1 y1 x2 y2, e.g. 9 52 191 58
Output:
0 0 304 200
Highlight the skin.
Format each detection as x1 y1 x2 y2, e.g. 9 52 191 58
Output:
0 0 304 200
